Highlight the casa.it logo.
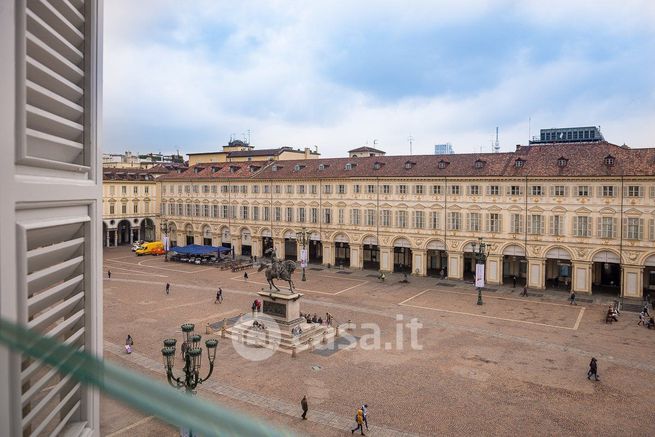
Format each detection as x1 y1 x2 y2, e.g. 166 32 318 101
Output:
231 313 281 361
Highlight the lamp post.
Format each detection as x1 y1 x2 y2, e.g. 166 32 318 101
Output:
160 219 169 262
471 237 487 305
298 227 307 281
161 323 218 436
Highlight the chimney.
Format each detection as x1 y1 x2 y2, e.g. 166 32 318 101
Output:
304 147 310 159
515 144 521 151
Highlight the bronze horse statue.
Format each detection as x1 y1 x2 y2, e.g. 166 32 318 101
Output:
258 259 297 292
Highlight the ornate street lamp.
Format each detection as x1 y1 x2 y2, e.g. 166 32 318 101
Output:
160 219 169 261
161 323 218 396
471 237 487 305
298 227 308 282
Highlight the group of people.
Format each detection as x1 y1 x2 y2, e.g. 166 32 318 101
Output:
300 397 369 435
606 304 620 323
251 299 262 314
302 312 329 325
637 304 655 329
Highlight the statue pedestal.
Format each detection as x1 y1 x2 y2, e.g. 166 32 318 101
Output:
257 291 304 330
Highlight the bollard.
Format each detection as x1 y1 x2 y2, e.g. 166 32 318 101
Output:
322 332 327 344
335 326 340 337
221 326 226 338
206 323 211 334
291 346 297 358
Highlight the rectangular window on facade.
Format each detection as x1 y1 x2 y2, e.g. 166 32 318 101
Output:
178 185 183 194
178 204 184 216
488 185 500 196
203 204 209 217
285 207 293 222
133 203 138 214
552 186 566 197
264 206 270 221
351 209 360 225
242 206 249 220
213 205 219 218
220 205 227 219
508 185 522 196
601 186 615 197
528 214 544 234
310 208 318 223
251 185 259 194
468 185 480 196
510 214 524 234
121 203 127 214
530 185 543 196
649 219 655 241
487 213 501 233
429 211 441 229
365 209 375 226
598 217 616 239
396 210 407 228
366 185 375 194
194 204 201 216
310 185 317 194
448 212 461 230
414 185 424 195
338 208 345 224
323 185 332 194
414 210 425 229
626 186 642 197
122 186 127 195
230 185 239 194
286 185 293 194
186 204 192 216
354 184 361 194
431 185 442 195
110 205 115 214
274 207 281 222
193 185 199 193
549 215 563 236
467 212 480 231
449 185 460 195
624 218 643 240
274 185 281 194
263 185 270 194
573 216 592 237
381 210 391 227
382 185 391 194
253 206 259 221
337 184 346 194
398 185 408 195
231 205 238 219
110 186 115 195
145 186 150 195
576 186 590 197
241 185 247 194
324 208 332 224
202 185 210 193
298 185 305 194
298 208 305 223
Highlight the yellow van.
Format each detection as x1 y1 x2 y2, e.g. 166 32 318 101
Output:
135 241 164 256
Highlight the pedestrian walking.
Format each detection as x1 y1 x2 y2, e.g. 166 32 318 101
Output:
351 408 365 435
587 357 599 381
642 304 650 318
251 300 257 317
244 271 248 281
165 282 170 295
107 270 111 279
215 288 222 304
361 404 369 430
520 286 528 297
181 341 187 358
638 310 646 326
512 275 517 288
440 268 445 280
301 396 308 420
569 291 577 305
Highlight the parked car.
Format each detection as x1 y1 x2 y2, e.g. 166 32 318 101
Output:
135 241 164 256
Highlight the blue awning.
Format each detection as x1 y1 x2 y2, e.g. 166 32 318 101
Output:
171 245 230 256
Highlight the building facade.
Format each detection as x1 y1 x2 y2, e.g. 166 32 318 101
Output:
157 142 655 298
187 140 320 166
102 165 184 246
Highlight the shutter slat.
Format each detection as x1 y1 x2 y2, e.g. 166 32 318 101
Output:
46 399 82 437
27 255 84 295
28 274 83 314
28 0 84 46
50 0 85 29
26 8 83 66
27 292 84 332
27 55 83 103
22 373 77 427
26 32 84 81
27 80 83 122
26 128 84 165
21 366 60 407
27 104 83 141
30 386 81 436
27 236 84 273
21 330 84 382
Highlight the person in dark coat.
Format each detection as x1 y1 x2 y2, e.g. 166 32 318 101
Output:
301 396 308 420
165 282 170 295
587 357 599 381
107 270 111 279
512 275 517 288
520 286 528 297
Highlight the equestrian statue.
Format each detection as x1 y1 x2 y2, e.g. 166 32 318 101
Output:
259 248 297 292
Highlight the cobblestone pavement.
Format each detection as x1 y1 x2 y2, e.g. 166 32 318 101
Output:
102 247 655 436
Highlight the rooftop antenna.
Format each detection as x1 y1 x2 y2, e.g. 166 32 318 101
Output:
494 126 500 153
408 135 414 155
528 117 531 143
247 129 251 144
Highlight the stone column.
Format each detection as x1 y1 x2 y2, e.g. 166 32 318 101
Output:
527 257 546 290
572 261 592 294
105 230 109 247
447 251 463 280
232 237 242 257
136 228 141 242
413 249 427 276
296 239 303 262
349 244 362 269
379 245 392 272
129 228 133 244
485 254 502 285
114 230 118 246
252 238 261 259
323 242 335 267
622 265 644 298
274 238 285 260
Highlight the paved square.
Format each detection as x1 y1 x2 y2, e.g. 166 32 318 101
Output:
101 247 655 436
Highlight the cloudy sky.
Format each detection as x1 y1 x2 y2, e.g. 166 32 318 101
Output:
103 0 655 157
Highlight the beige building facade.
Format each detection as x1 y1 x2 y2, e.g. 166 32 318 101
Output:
187 140 319 166
157 142 655 298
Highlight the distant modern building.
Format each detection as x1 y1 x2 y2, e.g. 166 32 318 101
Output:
103 150 185 168
187 140 320 166
434 143 454 155
348 146 386 158
530 126 604 144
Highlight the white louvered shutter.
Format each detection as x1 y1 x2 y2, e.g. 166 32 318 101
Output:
1 1 102 436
